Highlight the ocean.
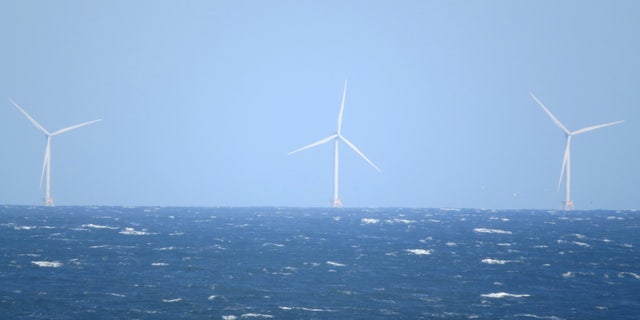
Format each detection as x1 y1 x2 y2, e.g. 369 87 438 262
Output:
0 206 638 319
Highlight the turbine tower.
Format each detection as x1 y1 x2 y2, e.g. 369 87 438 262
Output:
9 98 101 206
530 93 623 210
289 81 380 208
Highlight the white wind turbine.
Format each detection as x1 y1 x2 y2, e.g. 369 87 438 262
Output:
9 98 102 206
289 81 381 208
530 93 623 210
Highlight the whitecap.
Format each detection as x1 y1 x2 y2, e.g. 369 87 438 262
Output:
14 225 37 230
473 228 512 235
326 261 346 267
361 218 380 224
89 245 112 249
162 298 182 303
262 242 285 247
618 272 640 279
119 227 153 235
222 316 237 320
279 306 337 312
481 292 530 298
514 314 565 319
572 241 590 247
32 261 63 268
81 224 118 230
151 262 168 267
406 249 433 255
108 293 126 297
240 314 274 318
446 242 457 247
391 218 416 224
208 295 225 301
481 258 514 265
156 246 177 251
19 253 40 257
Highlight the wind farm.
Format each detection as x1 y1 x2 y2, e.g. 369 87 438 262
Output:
8 99 101 206
289 81 381 208
530 93 623 210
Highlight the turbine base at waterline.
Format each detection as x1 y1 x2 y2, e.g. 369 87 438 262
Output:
563 200 575 211
333 198 343 208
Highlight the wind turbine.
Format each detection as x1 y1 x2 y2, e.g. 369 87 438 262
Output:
529 93 623 210
9 98 101 206
289 81 380 208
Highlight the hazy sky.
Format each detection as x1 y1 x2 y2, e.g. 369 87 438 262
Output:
1 1 638 209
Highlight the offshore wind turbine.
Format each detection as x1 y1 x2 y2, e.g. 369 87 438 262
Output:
9 98 102 206
530 93 623 210
289 81 381 208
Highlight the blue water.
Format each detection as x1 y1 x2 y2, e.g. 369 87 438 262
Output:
1 206 639 319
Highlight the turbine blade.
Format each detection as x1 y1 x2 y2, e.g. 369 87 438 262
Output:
51 119 102 136
8 98 50 135
337 80 347 134
288 134 338 155
557 136 570 191
529 93 571 135
572 120 624 135
339 135 381 172
40 138 51 189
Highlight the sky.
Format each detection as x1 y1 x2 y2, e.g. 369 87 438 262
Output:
1 1 638 209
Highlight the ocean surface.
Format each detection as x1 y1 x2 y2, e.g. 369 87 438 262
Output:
0 206 638 319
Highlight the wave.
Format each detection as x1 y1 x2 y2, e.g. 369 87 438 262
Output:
31 261 63 268
572 241 590 247
108 293 126 298
326 261 346 267
481 292 530 298
279 306 337 312
119 227 153 235
561 271 594 278
474 228 512 235
240 314 274 318
81 224 119 230
514 314 565 320
361 218 380 224
481 258 516 265
618 272 640 279
262 242 285 247
406 249 433 255
387 218 416 224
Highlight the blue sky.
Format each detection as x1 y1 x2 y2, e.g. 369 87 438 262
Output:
1 1 638 209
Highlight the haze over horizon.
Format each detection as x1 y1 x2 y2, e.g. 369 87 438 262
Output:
1 1 638 209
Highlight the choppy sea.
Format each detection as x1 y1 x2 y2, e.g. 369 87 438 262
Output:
1 206 638 319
